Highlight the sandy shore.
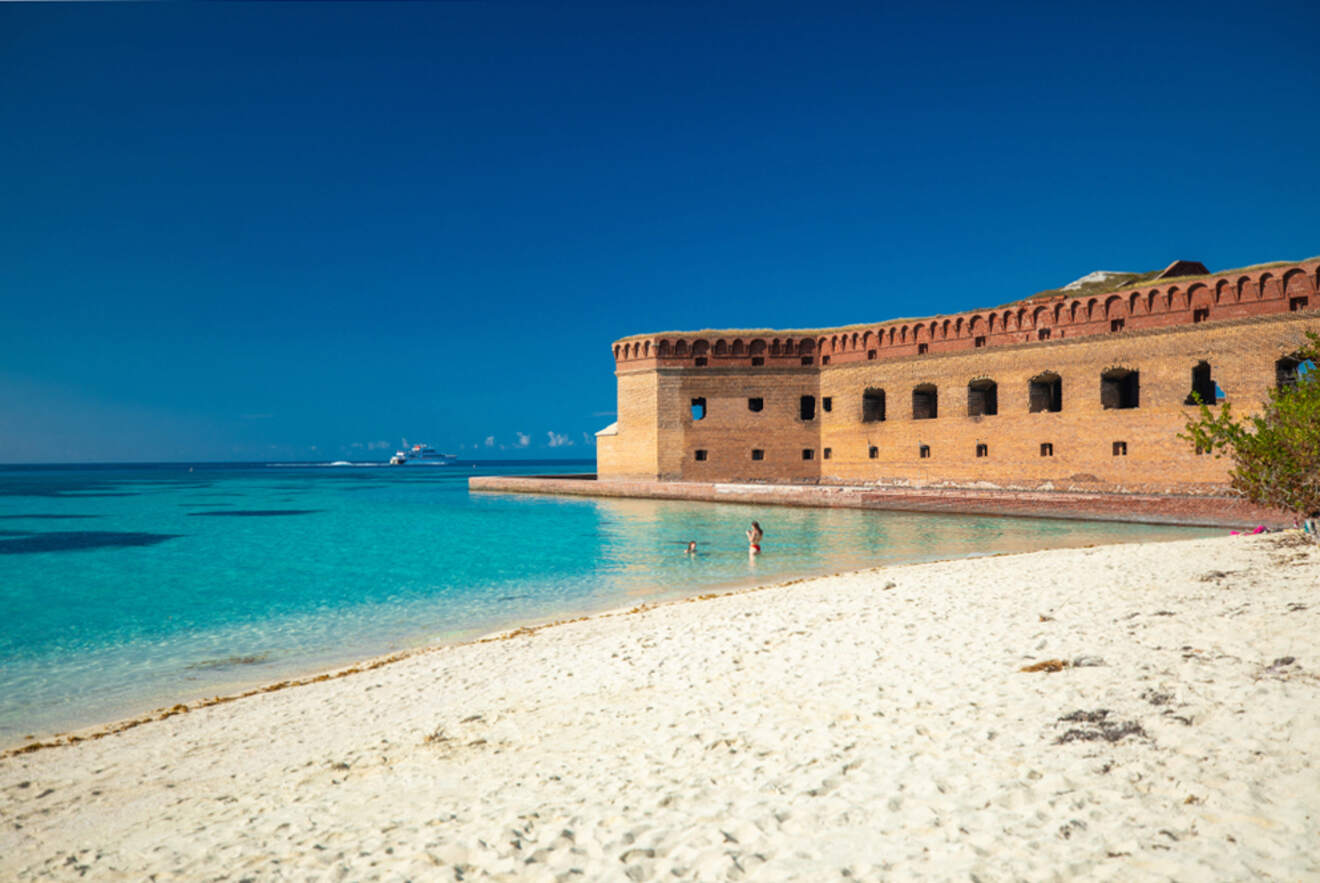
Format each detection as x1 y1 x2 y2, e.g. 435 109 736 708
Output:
2 533 1317 880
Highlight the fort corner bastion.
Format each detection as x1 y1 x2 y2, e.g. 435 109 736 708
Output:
475 256 1318 527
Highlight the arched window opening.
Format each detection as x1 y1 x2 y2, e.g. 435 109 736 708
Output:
1185 362 1220 405
1101 368 1140 410
1029 372 1062 413
862 388 886 423
967 379 998 417
912 384 938 420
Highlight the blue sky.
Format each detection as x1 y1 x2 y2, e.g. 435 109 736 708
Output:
2 1 1317 463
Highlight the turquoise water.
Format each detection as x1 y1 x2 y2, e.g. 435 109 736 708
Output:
0 461 1213 742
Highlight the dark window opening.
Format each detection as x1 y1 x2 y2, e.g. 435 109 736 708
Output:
867 350 877 360
1040 443 1054 457
918 343 929 355
976 443 988 458
802 448 814 461
690 398 706 420
1290 297 1309 312
822 397 832 412
868 446 878 459
748 397 764 412
912 384 938 420
1193 308 1210 323
862 388 886 423
801 356 813 366
751 449 765 461
1110 319 1125 332
1113 441 1128 456
1276 356 1301 388
1038 328 1051 341
918 444 931 459
823 448 832 460
694 449 707 461
967 379 998 417
822 355 831 365
1185 362 1218 405
799 395 816 421
1029 373 1063 413
974 336 986 348
751 356 765 366
694 357 708 366
1100 369 1140 410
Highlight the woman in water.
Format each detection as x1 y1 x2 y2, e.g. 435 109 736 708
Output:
746 521 763 555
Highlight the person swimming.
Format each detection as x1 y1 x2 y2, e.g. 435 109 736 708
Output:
685 541 697 555
746 521 763 554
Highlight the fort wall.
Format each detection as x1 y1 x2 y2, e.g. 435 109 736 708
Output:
600 259 1319 493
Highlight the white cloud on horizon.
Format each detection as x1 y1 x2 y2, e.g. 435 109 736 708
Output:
515 432 531 448
547 431 573 447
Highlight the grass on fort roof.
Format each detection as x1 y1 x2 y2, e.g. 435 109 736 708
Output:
618 257 1317 341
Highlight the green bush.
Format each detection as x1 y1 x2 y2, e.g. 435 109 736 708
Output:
1181 331 1320 528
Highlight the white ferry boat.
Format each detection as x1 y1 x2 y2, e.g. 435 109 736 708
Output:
389 444 457 465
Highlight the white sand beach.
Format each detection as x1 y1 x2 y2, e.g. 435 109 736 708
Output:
2 533 1317 881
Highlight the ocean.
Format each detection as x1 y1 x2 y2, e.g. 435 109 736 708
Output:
0 461 1214 742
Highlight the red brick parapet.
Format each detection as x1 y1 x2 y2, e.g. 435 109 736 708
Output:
469 475 1291 530
610 259 1320 370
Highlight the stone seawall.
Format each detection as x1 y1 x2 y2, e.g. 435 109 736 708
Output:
468 475 1290 529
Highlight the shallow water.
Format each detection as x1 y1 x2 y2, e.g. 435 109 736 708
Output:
0 461 1214 741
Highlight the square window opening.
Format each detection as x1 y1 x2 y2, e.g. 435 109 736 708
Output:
751 449 765 461
748 397 764 412
693 449 707 462
694 356 708 366
868 446 878 459
802 448 814 461
1040 442 1053 457
918 444 931 459
1100 369 1139 409
822 397 832 412
751 356 765 366
823 448 832 460
975 443 988 458
1113 441 1128 456
918 343 929 355
1029 374 1063 413
690 397 706 420
799 395 816 421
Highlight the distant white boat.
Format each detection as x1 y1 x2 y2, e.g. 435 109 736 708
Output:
389 444 457 466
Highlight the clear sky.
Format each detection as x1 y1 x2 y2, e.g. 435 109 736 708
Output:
2 1 1317 463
